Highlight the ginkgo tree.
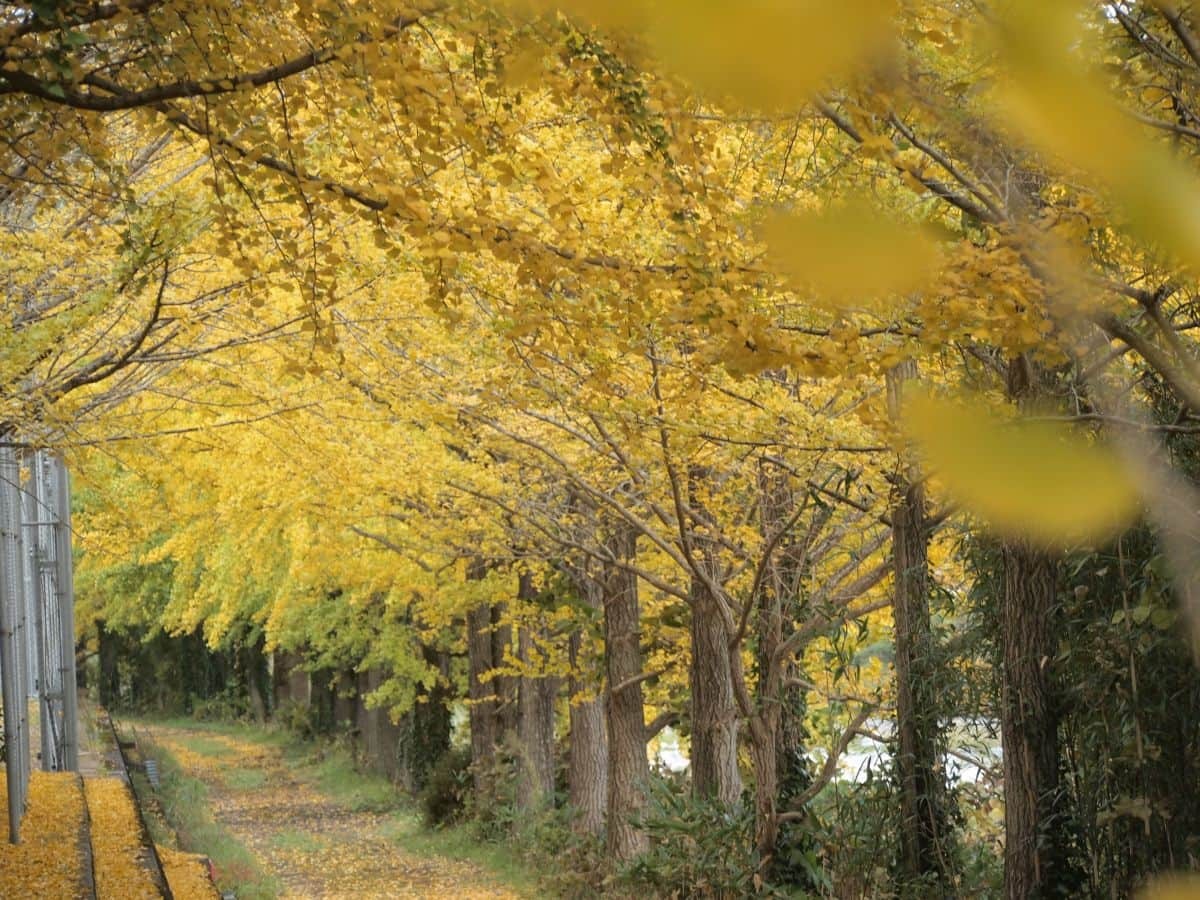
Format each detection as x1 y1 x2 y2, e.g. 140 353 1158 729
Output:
14 0 1200 897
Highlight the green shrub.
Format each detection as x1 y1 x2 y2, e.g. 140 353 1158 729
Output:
512 803 610 899
623 774 772 899
189 686 247 722
274 698 320 739
419 745 471 828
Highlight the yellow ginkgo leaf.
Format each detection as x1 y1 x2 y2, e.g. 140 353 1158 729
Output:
990 0 1200 273
759 198 940 307
644 0 898 108
903 392 1139 546
1138 876 1200 900
538 0 897 109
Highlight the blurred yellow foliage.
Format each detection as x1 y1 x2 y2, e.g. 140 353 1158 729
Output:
759 198 940 308
903 391 1139 546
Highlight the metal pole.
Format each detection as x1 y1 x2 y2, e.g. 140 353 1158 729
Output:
12 465 28 807
37 452 59 770
10 454 29 808
0 447 27 842
23 456 52 770
54 458 78 772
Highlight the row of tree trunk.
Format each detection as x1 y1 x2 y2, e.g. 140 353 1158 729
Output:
273 355 1076 895
272 651 451 790
467 525 656 860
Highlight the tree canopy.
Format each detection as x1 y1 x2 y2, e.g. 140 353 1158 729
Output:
8 1 1200 897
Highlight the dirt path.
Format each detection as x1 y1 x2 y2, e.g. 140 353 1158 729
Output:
142 723 528 900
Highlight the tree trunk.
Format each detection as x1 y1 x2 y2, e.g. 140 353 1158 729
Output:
333 670 357 731
753 459 813 869
604 522 651 860
568 575 608 836
400 646 453 792
492 602 518 738
241 635 269 724
893 478 951 891
1001 540 1069 899
689 573 742 806
888 361 952 895
97 621 120 709
272 650 292 707
516 614 559 811
687 466 741 807
272 649 310 709
467 602 499 796
356 668 405 783
309 668 336 735
1000 355 1074 899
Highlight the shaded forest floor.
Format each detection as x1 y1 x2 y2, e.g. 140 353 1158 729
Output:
133 719 540 899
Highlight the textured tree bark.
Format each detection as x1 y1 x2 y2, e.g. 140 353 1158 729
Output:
749 729 779 858
273 649 310 708
467 602 499 795
516 577 560 811
604 522 651 860
1001 540 1067 900
241 635 269 724
689 574 742 806
356 668 404 784
332 669 357 729
568 576 608 836
492 602 518 738
754 460 810 866
272 650 292 707
308 667 337 734
892 477 950 892
1000 355 1072 899
395 702 452 794
888 361 951 895
688 468 742 808
289 664 310 707
411 646 453 791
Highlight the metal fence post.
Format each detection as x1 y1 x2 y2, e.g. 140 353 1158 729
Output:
0 447 30 843
54 457 78 772
0 446 80 841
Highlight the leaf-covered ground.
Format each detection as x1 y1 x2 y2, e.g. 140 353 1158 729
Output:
142 722 531 899
0 770 90 898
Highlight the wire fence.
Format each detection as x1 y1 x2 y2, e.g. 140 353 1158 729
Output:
0 447 79 843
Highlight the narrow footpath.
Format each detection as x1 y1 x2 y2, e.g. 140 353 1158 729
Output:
140 722 530 900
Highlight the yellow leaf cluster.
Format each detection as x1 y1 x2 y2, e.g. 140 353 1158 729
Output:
84 777 162 899
0 771 88 898
903 391 1139 546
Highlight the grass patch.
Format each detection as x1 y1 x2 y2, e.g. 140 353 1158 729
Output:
270 829 328 853
142 716 292 749
306 750 402 813
136 731 280 900
223 768 267 790
130 717 545 897
379 812 546 897
175 734 231 758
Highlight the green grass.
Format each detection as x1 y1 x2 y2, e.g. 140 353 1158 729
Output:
141 715 292 749
379 812 547 897
269 739 541 888
223 767 267 790
135 730 281 900
306 750 403 813
175 734 231 758
269 828 328 853
129 717 545 897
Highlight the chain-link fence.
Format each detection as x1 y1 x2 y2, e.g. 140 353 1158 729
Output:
0 447 79 843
